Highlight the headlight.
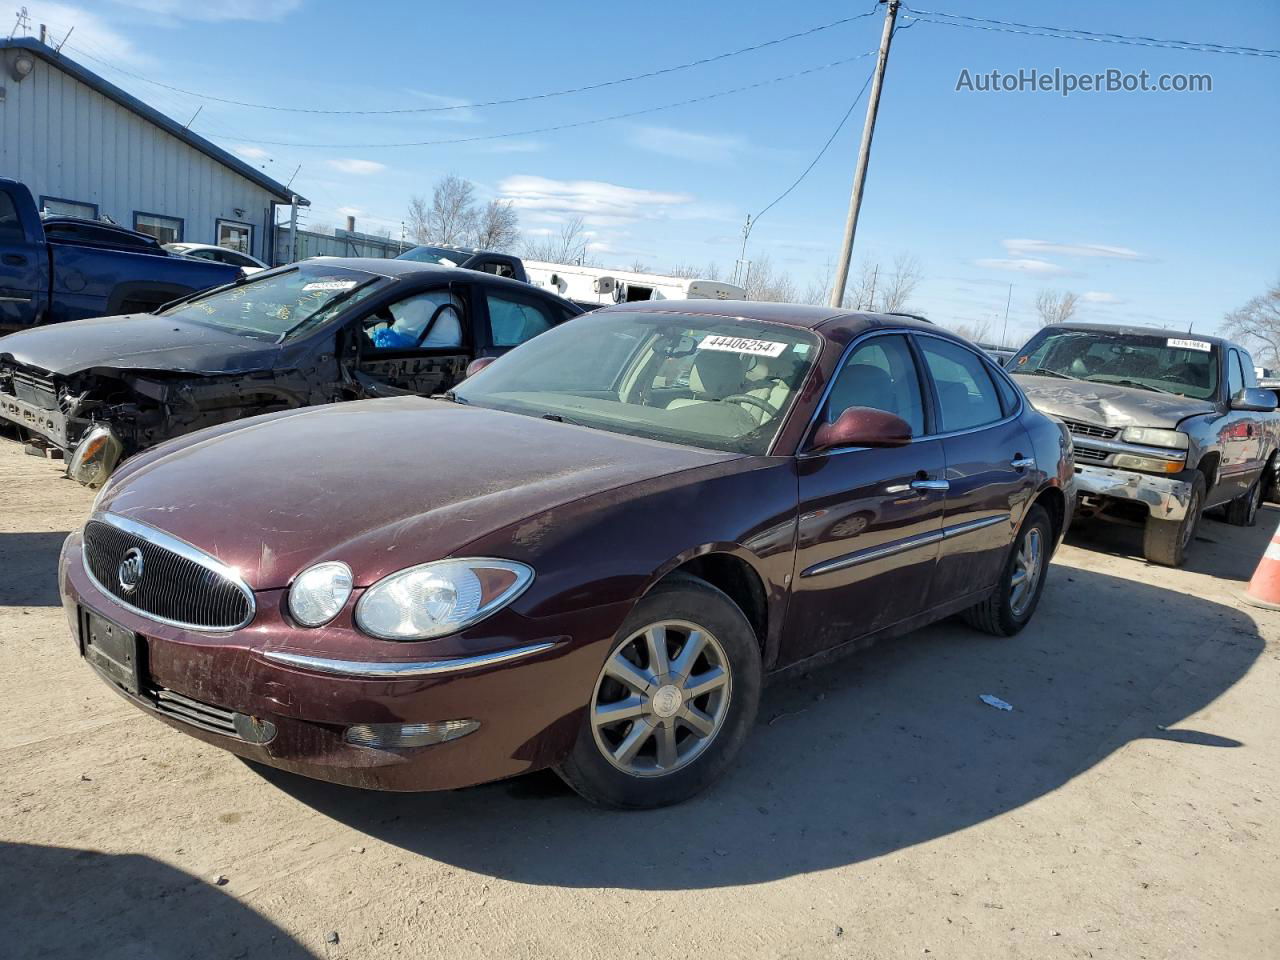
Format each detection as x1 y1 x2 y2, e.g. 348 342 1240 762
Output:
355 558 533 641
1121 427 1189 450
1114 453 1186 474
288 561 354 627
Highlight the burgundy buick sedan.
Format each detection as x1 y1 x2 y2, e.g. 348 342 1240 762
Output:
60 302 1073 808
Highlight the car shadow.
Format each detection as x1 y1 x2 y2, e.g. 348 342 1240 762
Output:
1066 504 1275 582
252 565 1262 891
0 842 318 960
0 532 71 606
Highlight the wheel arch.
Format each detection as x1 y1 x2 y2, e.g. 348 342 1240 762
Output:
643 546 772 656
1031 483 1068 546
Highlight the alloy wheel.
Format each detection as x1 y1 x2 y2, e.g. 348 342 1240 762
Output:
590 620 732 778
1009 526 1044 618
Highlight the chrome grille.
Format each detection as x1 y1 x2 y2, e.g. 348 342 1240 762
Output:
82 516 255 631
153 688 241 739
1061 418 1119 441
1073 446 1109 463
11 369 58 410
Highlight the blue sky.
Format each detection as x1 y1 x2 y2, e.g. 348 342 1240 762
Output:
16 0 1280 346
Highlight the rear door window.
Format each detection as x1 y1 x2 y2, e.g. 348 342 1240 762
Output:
486 292 556 347
918 337 1004 432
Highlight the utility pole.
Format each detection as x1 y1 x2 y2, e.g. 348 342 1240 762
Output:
829 0 899 309
865 263 879 311
1001 283 1013 346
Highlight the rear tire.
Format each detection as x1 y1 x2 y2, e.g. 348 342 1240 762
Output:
556 576 762 809
1224 476 1264 527
962 504 1053 637
1143 473 1205 566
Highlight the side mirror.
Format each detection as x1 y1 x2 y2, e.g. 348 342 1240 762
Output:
465 356 497 379
810 406 913 452
1232 387 1278 412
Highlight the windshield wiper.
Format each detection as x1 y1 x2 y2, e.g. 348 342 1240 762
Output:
541 413 586 426
439 390 469 405
1086 376 1177 395
1024 366 1079 380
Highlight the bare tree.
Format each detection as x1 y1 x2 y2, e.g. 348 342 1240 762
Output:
669 262 725 281
1035 289 1080 326
471 199 520 251
1223 276 1280 367
522 217 592 264
742 254 798 303
878 254 923 313
950 318 993 344
406 196 431 244
429 174 477 246
845 255 922 311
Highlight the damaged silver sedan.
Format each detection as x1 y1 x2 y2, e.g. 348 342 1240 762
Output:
0 258 581 483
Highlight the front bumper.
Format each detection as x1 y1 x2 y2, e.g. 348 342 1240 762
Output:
59 531 617 792
0 392 81 451
1074 463 1193 522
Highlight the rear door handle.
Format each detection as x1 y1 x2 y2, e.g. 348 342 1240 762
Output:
910 478 950 492
1011 456 1035 470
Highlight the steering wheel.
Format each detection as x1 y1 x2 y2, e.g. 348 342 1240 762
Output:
721 393 781 419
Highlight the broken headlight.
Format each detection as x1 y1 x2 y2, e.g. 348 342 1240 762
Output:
354 559 533 641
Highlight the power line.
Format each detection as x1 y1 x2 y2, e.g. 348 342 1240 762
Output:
56 9 881 116
216 52 879 149
901 6 1280 58
753 67 877 225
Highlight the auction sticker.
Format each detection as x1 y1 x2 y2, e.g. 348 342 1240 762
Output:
1167 337 1211 352
303 280 358 292
699 335 787 358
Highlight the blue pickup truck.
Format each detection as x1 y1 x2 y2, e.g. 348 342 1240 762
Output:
0 177 239 332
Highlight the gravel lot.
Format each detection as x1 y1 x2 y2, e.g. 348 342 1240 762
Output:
2 443 1278 960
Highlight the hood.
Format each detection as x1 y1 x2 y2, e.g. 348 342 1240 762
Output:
1012 374 1216 429
0 313 280 376
97 397 742 588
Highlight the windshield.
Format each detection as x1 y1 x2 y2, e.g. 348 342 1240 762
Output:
161 265 388 340
397 245 471 267
452 311 820 455
1009 328 1220 401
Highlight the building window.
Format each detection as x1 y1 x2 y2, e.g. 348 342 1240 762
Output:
133 212 183 245
217 219 253 255
39 196 98 219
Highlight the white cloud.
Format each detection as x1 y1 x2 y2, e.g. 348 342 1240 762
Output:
106 0 302 21
627 125 745 163
1081 291 1122 303
25 3 149 65
233 145 271 160
498 175 695 226
1003 238 1147 261
327 158 386 175
974 258 1070 275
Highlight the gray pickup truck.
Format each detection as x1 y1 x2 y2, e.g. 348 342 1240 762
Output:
1008 323 1279 566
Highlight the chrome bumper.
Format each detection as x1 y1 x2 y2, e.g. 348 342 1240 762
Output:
1074 464 1192 522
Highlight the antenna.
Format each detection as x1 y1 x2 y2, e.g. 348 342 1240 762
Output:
54 25 73 53
9 6 31 40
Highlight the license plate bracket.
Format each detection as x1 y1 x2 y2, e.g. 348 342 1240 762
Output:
80 607 143 695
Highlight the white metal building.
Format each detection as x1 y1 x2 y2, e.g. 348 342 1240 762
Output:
0 37 302 262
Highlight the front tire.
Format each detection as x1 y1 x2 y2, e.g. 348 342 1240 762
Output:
556 576 762 809
1143 473 1206 566
962 504 1052 637
1224 476 1264 527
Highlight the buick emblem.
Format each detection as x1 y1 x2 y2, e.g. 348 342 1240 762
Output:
118 547 144 593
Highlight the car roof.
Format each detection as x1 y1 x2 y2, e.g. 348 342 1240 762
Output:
295 257 576 302
1045 322 1230 347
588 299 941 335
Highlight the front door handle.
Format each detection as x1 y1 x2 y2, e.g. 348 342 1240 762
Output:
1 254 27 266
1010 455 1035 470
910 478 950 492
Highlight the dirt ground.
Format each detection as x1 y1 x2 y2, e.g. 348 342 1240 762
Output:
2 442 1278 960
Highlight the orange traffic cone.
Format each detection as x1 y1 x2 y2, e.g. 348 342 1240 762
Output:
1243 516 1280 610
